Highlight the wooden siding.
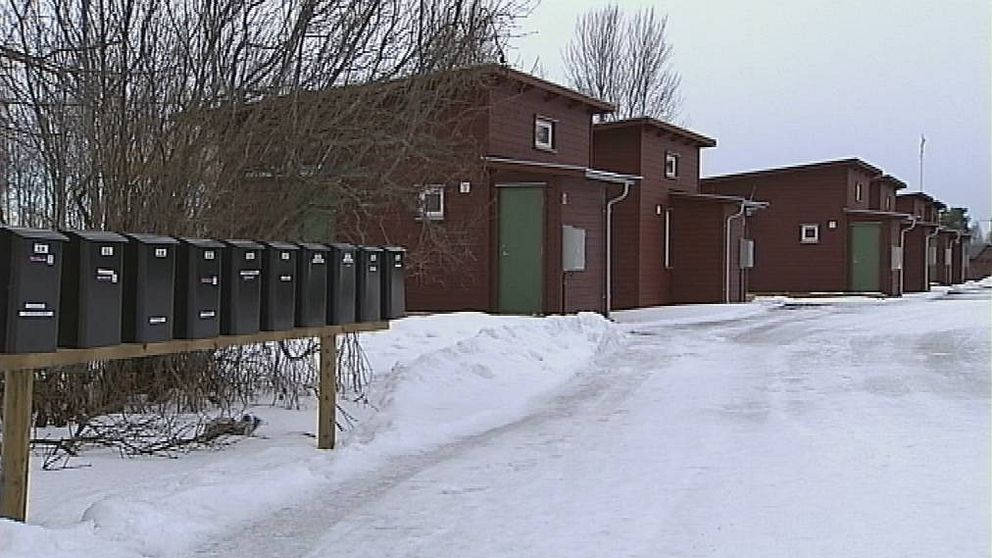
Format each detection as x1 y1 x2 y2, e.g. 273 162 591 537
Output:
669 198 727 304
561 178 607 313
901 226 933 292
703 166 850 293
487 83 594 168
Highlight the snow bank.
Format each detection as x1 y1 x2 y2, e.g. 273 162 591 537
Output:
0 312 616 558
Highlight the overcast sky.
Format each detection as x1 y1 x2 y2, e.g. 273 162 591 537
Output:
509 0 991 232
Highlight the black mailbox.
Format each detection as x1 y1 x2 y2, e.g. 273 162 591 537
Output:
175 238 223 339
295 242 329 327
122 233 177 343
221 239 262 335
0 227 67 353
356 246 383 323
260 241 298 331
59 230 126 348
380 246 406 320
327 243 357 325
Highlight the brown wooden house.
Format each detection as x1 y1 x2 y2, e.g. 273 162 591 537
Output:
967 244 992 280
591 118 763 306
895 192 944 292
352 65 639 315
701 159 911 296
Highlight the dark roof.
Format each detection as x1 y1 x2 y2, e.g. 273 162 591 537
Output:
702 158 883 182
897 191 946 209
871 174 908 190
479 64 615 113
594 117 716 148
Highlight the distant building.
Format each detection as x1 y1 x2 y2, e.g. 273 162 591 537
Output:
702 159 911 296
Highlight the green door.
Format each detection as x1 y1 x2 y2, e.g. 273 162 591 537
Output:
850 222 881 292
498 187 544 314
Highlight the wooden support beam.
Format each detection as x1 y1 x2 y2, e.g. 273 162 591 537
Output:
1 370 34 521
0 321 388 522
0 322 387 372
317 334 337 450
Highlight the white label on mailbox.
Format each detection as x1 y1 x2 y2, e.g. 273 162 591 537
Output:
279 275 292 282
342 253 354 265
204 250 215 260
24 302 47 310
46 255 54 266
149 316 167 324
154 248 168 258
370 265 378 272
201 276 219 285
313 254 325 264
19 310 54 318
281 252 290 260
199 310 216 319
96 268 116 282
240 270 260 279
101 246 114 256
246 251 256 261
33 243 49 254
370 254 378 262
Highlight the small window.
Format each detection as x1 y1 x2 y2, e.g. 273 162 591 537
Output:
665 152 680 179
534 116 555 151
800 223 820 244
418 185 444 220
855 183 864 202
884 195 891 210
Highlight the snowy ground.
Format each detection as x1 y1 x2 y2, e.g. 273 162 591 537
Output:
1 281 989 557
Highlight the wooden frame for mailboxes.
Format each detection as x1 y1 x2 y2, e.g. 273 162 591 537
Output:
0 321 387 522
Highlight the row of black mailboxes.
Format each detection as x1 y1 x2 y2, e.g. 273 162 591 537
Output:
0 227 406 353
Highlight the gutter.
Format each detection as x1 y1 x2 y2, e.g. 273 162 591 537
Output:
724 201 747 304
898 215 917 295
605 180 633 317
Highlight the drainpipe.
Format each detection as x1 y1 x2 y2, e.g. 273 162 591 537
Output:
605 181 631 317
953 230 963 284
724 201 747 304
899 215 917 295
925 225 941 288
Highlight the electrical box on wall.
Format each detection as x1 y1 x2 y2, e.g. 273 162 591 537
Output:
562 225 586 272
891 246 904 271
740 239 755 269
459 181 471 194
828 220 837 229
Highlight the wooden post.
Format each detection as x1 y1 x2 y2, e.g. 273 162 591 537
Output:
1 369 34 521
317 334 337 450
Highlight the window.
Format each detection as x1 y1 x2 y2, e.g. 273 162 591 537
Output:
884 195 892 210
800 223 820 244
534 116 555 151
855 183 864 202
665 152 680 179
418 185 444 220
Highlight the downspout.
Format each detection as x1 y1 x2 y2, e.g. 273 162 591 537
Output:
953 230 963 284
899 215 917 295
724 201 747 304
605 181 631 317
925 225 941 288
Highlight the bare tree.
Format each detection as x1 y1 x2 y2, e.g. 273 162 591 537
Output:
563 4 681 122
0 0 530 454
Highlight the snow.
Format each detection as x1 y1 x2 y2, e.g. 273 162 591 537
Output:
1 289 989 558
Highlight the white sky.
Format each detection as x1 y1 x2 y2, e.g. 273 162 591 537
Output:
509 0 992 231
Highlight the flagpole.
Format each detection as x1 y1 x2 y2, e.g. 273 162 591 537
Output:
919 134 925 192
